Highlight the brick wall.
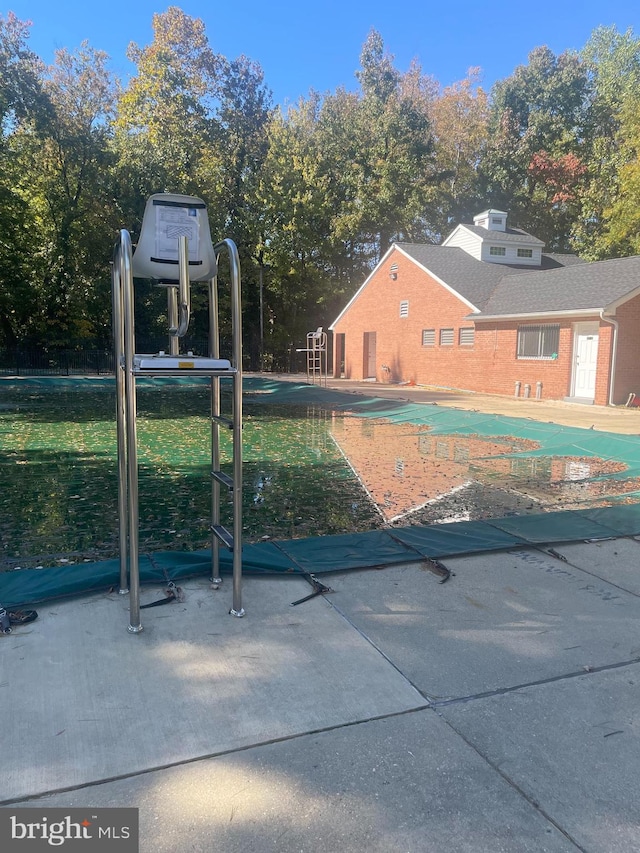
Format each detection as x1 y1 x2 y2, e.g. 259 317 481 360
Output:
610 294 640 404
332 247 620 404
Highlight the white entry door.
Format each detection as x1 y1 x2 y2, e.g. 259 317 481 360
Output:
572 323 599 400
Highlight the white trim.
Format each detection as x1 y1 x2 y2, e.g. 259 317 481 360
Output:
442 223 476 248
604 284 640 313
471 308 600 322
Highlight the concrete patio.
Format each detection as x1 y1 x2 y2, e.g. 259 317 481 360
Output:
3 535 640 851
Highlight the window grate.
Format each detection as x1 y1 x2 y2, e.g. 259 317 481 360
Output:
517 324 560 359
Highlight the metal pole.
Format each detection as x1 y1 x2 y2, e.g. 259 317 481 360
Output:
111 247 128 594
215 239 244 617
259 262 264 372
168 287 179 356
209 276 222 588
121 230 142 633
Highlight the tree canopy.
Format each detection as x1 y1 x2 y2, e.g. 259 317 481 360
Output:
2 10 640 365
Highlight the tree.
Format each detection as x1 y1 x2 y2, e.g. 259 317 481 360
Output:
574 26 640 257
479 46 591 249
429 68 489 233
15 42 118 346
0 13 45 347
600 91 640 255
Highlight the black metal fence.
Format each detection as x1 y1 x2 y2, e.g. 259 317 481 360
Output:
0 348 115 376
0 338 235 376
0 340 317 376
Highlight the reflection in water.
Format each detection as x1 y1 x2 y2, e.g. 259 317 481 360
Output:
2 383 639 570
329 414 635 524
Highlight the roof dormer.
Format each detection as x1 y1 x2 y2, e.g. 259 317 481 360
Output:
443 208 544 267
473 209 508 232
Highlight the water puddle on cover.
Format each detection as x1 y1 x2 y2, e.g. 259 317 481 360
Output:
328 414 637 525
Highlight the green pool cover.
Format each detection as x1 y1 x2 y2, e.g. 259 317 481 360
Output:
2 376 640 608
1 503 638 608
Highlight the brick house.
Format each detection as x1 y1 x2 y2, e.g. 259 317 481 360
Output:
329 210 640 405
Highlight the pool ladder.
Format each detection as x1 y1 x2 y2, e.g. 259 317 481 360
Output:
112 209 244 633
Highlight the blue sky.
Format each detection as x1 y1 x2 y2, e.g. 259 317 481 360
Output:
6 0 640 106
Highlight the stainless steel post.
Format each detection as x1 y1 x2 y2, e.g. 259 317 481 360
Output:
215 240 244 617
112 242 128 594
167 287 179 356
209 276 222 587
121 230 142 633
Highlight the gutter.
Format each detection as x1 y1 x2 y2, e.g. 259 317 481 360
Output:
600 309 619 406
468 307 602 322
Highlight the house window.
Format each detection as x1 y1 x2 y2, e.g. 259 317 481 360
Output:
422 329 435 346
440 328 454 346
489 246 506 256
492 217 503 226
399 300 409 318
459 327 475 346
517 324 560 359
517 248 533 258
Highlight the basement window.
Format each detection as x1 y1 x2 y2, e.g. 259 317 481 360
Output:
422 329 435 346
517 324 560 359
489 246 506 256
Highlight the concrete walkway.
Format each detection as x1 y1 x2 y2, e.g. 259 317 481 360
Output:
3 536 640 851
268 374 640 434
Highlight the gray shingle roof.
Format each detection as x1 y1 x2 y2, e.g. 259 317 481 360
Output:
479 255 640 317
460 224 545 246
396 243 583 312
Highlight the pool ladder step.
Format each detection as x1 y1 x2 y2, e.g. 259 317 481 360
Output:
211 470 234 490
211 524 234 550
211 414 234 429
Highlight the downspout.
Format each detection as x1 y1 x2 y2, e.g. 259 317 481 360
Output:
600 309 619 406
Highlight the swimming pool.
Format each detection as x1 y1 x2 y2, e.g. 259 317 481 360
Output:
2 376 639 571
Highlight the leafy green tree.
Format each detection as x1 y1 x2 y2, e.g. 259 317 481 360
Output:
574 26 640 257
257 94 338 367
0 13 45 347
114 6 222 215
429 68 489 233
15 42 118 346
600 91 640 254
479 46 591 249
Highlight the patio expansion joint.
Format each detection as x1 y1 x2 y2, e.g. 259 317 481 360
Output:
0 704 432 808
325 596 437 705
435 708 590 853
429 654 640 709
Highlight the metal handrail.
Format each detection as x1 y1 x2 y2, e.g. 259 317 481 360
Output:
112 226 244 632
112 230 142 632
214 239 244 617
169 235 191 338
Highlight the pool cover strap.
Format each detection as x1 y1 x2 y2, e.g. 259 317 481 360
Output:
2 504 640 609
